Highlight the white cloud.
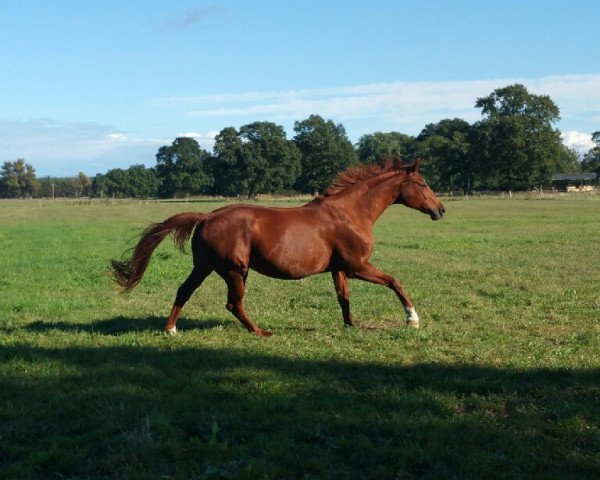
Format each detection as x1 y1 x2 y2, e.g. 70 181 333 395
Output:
105 133 127 141
178 131 218 140
0 118 168 176
562 130 595 153
179 131 203 138
177 131 218 150
154 74 600 136
181 81 491 136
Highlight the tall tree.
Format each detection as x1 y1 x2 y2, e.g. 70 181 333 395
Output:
155 137 213 197
211 122 301 197
210 127 244 196
0 159 39 197
472 84 564 190
239 122 302 195
356 131 416 164
293 115 358 194
416 118 473 193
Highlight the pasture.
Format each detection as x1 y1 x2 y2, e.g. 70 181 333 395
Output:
1 196 599 479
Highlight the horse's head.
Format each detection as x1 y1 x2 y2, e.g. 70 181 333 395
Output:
395 159 445 221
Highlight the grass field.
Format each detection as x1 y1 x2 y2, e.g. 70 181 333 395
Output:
1 196 599 479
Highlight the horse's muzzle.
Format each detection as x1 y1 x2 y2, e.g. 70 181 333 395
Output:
430 206 445 221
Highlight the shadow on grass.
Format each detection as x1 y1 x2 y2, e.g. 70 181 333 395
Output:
26 316 227 335
1 331 599 479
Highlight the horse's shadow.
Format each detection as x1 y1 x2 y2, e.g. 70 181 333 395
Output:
26 316 227 335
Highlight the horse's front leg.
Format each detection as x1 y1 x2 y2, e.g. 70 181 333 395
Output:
348 263 420 328
332 270 353 327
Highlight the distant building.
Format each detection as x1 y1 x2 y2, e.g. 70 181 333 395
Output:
551 173 598 192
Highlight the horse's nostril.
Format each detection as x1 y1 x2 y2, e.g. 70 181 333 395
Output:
440 207 445 215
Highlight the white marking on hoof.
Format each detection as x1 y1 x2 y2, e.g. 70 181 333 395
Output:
166 326 177 336
405 308 420 329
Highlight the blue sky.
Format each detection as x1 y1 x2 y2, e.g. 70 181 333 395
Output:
1 0 599 176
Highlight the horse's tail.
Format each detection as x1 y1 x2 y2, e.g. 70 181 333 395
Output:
110 212 207 293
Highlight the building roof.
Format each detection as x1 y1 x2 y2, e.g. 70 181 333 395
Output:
552 173 597 181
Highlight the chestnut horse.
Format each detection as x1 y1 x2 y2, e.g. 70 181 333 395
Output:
110 158 445 336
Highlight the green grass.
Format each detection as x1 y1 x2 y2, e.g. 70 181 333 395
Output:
1 197 599 479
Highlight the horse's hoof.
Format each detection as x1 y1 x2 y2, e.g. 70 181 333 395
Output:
255 329 273 337
166 326 177 336
405 307 420 329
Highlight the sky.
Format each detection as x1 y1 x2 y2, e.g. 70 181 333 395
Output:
1 0 599 177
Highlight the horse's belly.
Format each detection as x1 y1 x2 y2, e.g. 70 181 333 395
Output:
250 256 328 279
250 232 330 279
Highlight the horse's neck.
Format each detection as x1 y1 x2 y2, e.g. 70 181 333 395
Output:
328 173 403 227
363 174 405 223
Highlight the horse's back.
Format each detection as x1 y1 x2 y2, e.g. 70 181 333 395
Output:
195 203 334 279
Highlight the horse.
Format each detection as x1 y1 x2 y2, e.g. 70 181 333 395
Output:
110 158 445 336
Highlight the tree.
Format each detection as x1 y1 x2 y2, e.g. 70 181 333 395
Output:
91 174 109 197
211 122 301 197
0 159 39 197
1 161 21 197
103 168 130 197
556 146 581 174
472 84 564 190
416 118 473 192
126 164 159 197
91 165 159 198
356 131 416 164
210 127 244 196
293 115 358 194
581 131 600 175
155 137 213 197
240 121 302 195
40 176 77 197
74 172 92 197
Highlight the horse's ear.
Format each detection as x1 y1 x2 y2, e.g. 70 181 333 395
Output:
410 158 422 173
398 157 422 173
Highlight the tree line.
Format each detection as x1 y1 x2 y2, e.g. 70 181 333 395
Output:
2 84 599 199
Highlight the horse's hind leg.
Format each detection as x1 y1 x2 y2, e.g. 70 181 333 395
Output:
222 271 272 337
332 271 353 327
165 265 212 335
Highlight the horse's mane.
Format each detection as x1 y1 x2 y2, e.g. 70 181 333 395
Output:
322 157 405 197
